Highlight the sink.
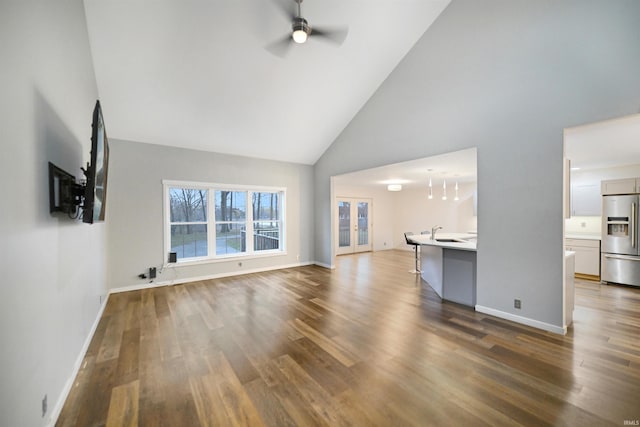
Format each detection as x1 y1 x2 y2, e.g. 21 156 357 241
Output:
436 238 465 243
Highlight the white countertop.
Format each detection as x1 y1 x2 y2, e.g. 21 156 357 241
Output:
408 232 477 252
565 233 601 240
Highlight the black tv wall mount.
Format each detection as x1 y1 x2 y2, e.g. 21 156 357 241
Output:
48 162 87 218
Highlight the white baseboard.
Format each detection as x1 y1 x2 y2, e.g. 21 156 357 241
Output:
314 261 335 269
47 293 111 427
110 261 316 294
475 305 567 335
109 280 167 294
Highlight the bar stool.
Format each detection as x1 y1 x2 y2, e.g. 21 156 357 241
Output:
404 232 420 274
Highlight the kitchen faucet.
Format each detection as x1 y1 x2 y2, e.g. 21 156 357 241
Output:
431 225 443 240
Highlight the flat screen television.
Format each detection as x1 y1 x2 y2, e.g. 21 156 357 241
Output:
82 100 110 223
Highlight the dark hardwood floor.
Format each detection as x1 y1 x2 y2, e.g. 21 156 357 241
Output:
56 249 640 426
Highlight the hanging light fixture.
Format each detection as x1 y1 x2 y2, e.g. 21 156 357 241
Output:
428 177 433 199
442 180 447 200
454 181 459 201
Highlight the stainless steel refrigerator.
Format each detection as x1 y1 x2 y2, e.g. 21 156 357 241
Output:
601 194 640 287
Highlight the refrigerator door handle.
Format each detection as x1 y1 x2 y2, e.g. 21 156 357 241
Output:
633 202 637 249
603 254 640 262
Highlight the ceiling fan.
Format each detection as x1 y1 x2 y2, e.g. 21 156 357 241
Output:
266 0 348 57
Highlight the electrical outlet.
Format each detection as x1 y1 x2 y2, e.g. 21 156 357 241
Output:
514 299 521 309
149 267 157 279
238 262 242 267
297 254 300 261
42 394 47 418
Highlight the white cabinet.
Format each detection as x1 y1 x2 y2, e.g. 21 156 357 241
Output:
601 178 636 195
570 184 601 216
565 238 600 277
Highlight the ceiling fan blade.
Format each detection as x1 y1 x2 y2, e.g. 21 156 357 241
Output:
270 0 296 21
310 26 349 45
265 34 294 57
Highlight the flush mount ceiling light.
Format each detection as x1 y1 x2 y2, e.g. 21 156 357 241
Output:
387 184 402 192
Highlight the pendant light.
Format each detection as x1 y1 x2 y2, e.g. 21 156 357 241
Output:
442 180 447 200
428 177 433 199
454 181 459 201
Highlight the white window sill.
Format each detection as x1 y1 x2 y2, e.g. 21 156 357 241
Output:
164 250 288 268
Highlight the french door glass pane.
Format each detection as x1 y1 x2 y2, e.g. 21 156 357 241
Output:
171 224 207 259
358 202 368 245
338 201 351 247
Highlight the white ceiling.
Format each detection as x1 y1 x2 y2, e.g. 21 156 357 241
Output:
84 0 451 165
565 113 640 170
333 147 477 190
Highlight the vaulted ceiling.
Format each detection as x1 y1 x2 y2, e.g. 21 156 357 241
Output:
84 0 451 165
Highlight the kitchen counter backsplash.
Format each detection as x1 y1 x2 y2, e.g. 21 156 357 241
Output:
565 215 601 237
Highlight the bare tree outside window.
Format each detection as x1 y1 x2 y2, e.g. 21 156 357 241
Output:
169 188 208 259
253 192 280 251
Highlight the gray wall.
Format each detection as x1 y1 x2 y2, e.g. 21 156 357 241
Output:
315 0 640 329
106 139 314 289
0 1 103 426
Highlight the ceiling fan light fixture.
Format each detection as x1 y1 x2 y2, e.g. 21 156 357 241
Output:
292 29 308 43
292 18 310 43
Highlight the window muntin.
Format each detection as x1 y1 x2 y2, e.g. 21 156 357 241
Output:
165 183 285 262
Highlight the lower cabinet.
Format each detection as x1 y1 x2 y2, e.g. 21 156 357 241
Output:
565 238 600 277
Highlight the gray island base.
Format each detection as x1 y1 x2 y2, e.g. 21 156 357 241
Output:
412 234 477 307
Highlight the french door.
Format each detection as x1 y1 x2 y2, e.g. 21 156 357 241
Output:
336 198 372 255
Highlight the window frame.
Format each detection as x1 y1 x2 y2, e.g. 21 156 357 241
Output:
163 180 286 266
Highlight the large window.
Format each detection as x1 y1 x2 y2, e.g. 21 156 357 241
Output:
165 182 285 262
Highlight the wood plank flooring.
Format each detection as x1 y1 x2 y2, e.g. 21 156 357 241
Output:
57 250 640 426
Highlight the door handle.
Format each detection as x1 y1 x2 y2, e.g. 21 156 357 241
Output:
633 203 637 248
603 254 640 262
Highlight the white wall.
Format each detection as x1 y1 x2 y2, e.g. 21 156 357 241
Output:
106 139 314 289
0 2 103 426
314 0 640 331
392 182 477 246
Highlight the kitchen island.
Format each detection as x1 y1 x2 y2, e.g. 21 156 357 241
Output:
408 233 477 307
